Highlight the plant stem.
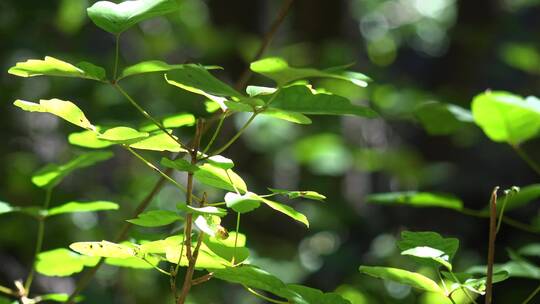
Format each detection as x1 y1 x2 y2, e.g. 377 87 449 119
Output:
113 34 120 80
176 120 204 304
513 144 540 176
0 285 16 297
66 0 293 297
232 212 241 265
496 193 510 234
23 187 52 295
243 285 288 304
191 273 213 286
210 112 258 156
123 146 188 193
235 0 295 90
114 83 189 151
202 112 225 154
485 187 499 304
460 208 540 234
522 283 540 304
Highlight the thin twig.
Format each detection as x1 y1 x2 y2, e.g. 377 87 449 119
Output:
113 34 120 80
235 0 295 91
191 273 214 286
485 187 499 304
522 283 540 304
0 285 17 297
67 0 295 299
23 187 52 295
114 83 189 151
513 145 540 176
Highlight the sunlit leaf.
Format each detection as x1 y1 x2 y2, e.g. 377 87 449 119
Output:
31 151 113 188
37 293 83 303
139 112 196 131
268 188 326 201
68 129 114 149
359 266 444 294
98 126 149 143
129 131 186 152
366 191 463 210
442 271 509 295
194 214 223 237
163 235 232 269
127 210 182 227
0 201 14 215
105 256 157 269
70 240 138 258
415 101 473 135
250 57 370 87
287 284 352 304
267 85 377 118
194 163 247 193
47 201 119 217
259 197 309 227
203 232 249 264
36 248 100 276
262 108 312 124
87 0 180 34
177 202 227 217
398 231 459 271
224 192 261 214
213 265 309 304
14 98 95 130
8 56 106 81
472 91 540 145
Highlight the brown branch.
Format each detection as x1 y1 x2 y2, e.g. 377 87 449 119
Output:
235 0 295 91
191 273 214 286
485 186 499 304
67 1 295 301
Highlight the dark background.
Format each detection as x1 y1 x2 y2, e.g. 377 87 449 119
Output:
1 0 540 303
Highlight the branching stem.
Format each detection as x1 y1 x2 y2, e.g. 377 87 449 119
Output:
485 187 499 304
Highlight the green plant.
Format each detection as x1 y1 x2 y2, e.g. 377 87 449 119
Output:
361 91 540 303
0 0 377 303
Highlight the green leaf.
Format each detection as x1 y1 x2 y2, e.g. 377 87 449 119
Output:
31 151 113 188
359 266 444 294
203 232 249 264
268 188 326 201
8 56 106 81
518 243 540 257
87 0 180 34
14 98 95 130
250 57 371 87
126 210 182 227
203 155 235 170
98 126 149 143
38 293 83 303
69 240 138 258
212 265 308 304
36 248 100 276
0 201 14 215
68 129 114 149
160 157 198 172
177 202 227 217
287 284 352 304
165 65 242 100
139 112 196 131
259 197 309 227
442 271 509 295
262 108 312 124
224 192 261 214
472 91 540 144
366 191 463 210
397 231 459 271
162 235 233 269
267 85 377 118
47 201 119 217
194 163 247 193
129 131 186 152
415 101 474 135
